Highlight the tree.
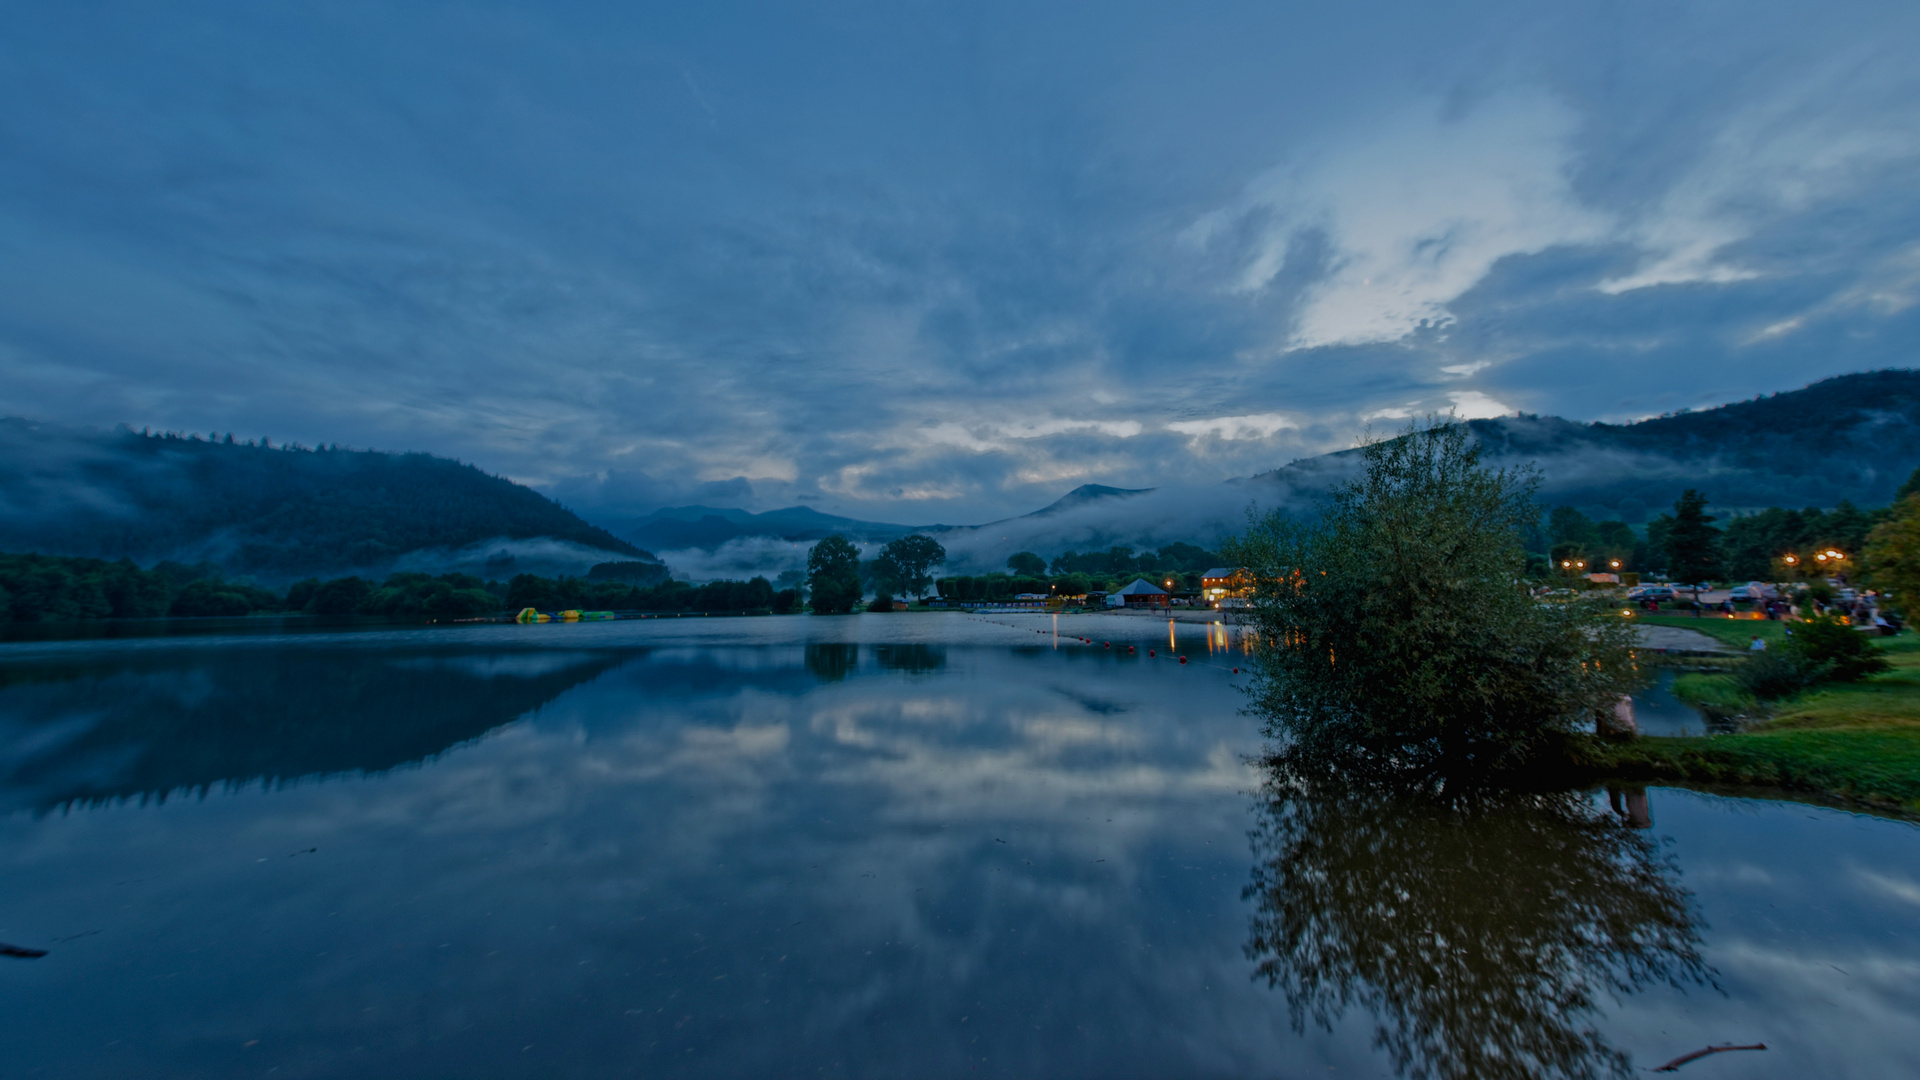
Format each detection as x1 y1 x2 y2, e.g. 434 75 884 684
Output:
1547 506 1598 548
1661 490 1721 609
1865 495 1920 617
1222 420 1639 782
1899 466 1920 503
873 535 946 599
807 535 862 614
1006 551 1046 577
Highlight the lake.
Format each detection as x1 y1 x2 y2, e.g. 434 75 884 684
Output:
2 612 1917 1078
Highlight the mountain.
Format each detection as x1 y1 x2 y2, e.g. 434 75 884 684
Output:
1019 484 1155 517
0 420 650 581
1250 369 1920 521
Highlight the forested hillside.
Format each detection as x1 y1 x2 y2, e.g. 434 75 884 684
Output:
1243 370 1920 523
0 421 643 577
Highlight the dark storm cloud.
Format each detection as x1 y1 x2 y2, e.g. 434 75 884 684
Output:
2 0 1918 525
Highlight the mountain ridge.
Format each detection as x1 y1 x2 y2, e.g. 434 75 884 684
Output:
0 420 647 581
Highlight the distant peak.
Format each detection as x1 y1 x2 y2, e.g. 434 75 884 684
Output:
1028 484 1155 517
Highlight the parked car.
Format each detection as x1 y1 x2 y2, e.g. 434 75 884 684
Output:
1729 582 1779 602
1626 585 1675 602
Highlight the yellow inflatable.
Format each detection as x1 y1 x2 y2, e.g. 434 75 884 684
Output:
515 608 551 623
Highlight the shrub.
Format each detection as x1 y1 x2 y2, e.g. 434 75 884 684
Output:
866 593 895 613
1733 648 1824 701
1787 617 1891 683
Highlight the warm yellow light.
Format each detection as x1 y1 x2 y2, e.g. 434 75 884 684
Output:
1817 554 1828 561
1784 554 1797 564
1609 560 1621 569
1576 561 1586 569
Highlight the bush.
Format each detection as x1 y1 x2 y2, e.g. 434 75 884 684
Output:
866 593 895 613
1733 648 1824 701
1787 617 1891 683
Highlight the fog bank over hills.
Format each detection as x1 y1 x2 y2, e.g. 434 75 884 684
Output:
636 370 1920 576
0 420 651 583
3 371 1914 584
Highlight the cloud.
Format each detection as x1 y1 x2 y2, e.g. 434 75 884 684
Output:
1447 391 1514 420
4 3 1920 528
1165 412 1299 442
1193 92 1610 349
1600 89 1920 293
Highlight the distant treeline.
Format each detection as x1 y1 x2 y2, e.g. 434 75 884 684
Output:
0 421 647 577
1536 471 1911 580
0 554 282 621
0 552 795 622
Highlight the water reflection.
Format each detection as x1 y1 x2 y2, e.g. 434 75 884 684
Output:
1244 771 1709 1080
872 642 946 673
803 641 859 681
0 648 622 812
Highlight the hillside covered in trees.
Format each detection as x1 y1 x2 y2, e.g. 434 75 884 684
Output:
0 420 645 578
1245 370 1920 524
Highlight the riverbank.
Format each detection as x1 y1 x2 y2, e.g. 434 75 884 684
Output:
1592 629 1920 814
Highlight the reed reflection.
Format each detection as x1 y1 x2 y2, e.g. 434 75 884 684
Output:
1243 769 1709 1080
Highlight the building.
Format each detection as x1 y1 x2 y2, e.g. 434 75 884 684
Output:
1201 567 1250 605
1108 578 1170 608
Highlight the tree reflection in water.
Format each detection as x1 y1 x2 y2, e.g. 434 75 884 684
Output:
1243 771 1710 1080
804 642 859 682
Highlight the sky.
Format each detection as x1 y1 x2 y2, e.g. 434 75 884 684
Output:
3 1 1920 526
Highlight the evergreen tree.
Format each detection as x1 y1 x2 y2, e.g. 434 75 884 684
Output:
1662 490 1722 606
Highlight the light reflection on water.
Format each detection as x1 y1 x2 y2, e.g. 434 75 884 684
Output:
0 614 1914 1079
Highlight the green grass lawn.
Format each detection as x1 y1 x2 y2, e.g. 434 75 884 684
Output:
1595 633 1920 812
1631 612 1794 648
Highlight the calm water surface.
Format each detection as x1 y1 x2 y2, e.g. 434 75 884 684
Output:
1 613 1916 1078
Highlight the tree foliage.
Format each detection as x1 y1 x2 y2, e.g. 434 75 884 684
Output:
1660 490 1722 588
807 535 862 614
1865 494 1920 615
1005 551 1047 577
872 535 946 599
1223 421 1640 782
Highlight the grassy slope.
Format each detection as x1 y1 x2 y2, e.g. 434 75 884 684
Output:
1595 632 1920 812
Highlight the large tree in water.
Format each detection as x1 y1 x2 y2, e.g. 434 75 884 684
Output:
1223 420 1639 783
